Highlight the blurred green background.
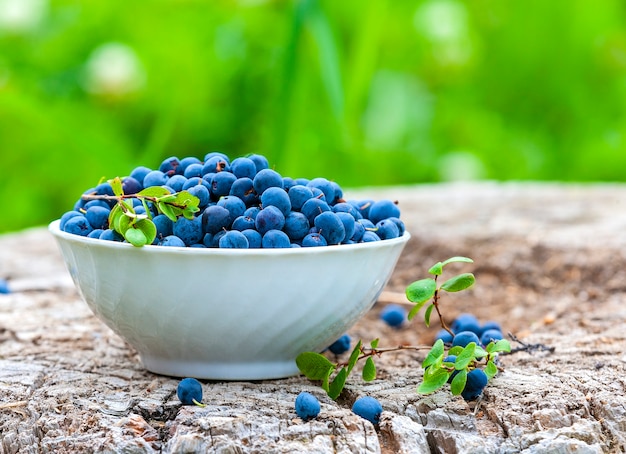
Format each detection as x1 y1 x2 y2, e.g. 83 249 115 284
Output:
2 0 626 233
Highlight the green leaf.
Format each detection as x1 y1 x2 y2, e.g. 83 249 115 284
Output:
138 187 171 198
417 367 450 394
428 262 443 276
296 352 335 381
424 304 435 327
362 357 376 381
450 369 468 395
485 360 498 380
474 345 488 358
422 339 445 369
158 202 178 222
448 346 464 356
124 227 148 247
440 273 475 293
491 339 511 354
370 338 379 349
347 340 362 375
406 278 437 304
109 177 124 197
328 367 347 400
441 256 474 267
134 219 157 246
109 204 123 230
455 342 476 370
117 214 133 235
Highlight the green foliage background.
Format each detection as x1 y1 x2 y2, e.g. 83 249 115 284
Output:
2 0 626 233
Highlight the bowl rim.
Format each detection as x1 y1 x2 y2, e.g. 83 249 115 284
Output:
48 219 411 256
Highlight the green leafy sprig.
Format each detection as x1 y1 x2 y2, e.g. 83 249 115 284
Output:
405 256 476 335
296 339 431 400
80 177 200 247
296 256 511 400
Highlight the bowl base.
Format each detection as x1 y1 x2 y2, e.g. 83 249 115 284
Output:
140 355 301 380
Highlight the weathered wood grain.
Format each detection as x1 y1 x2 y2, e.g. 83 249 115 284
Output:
1 182 625 453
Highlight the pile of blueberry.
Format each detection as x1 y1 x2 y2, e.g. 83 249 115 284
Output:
436 313 505 400
60 152 405 249
436 313 504 348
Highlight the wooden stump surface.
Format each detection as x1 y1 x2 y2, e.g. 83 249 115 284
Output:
1 182 626 453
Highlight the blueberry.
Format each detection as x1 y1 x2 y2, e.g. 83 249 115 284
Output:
216 195 246 225
255 206 285 235
153 214 174 238
451 313 481 335
183 176 211 192
328 334 351 354
368 199 400 224
350 221 365 242
350 199 374 219
301 198 331 225
60 211 84 230
183 163 204 179
288 185 314 211
302 232 328 247
387 217 405 236
99 229 124 242
210 172 237 198
352 396 383 425
261 186 291 216
159 156 181 175
307 177 335 203
187 184 210 208
179 156 202 175
63 215 93 236
361 231 381 242
202 155 231 175
177 377 204 406
313 211 345 245
452 331 481 348
380 304 406 328
230 177 258 206
283 211 310 241
480 329 504 347
282 176 297 191
480 321 502 336
85 206 110 230
130 166 152 184
219 230 249 249
461 369 489 401
0 279 11 294
261 229 291 248
122 176 142 194
143 170 168 188
202 205 231 234
295 391 321 421
160 235 186 247
435 329 454 344
230 157 257 179
253 168 283 195
247 153 269 172
167 174 188 192
374 219 400 240
335 212 356 243
173 216 203 246
232 215 256 231
241 229 262 248
332 202 362 220
204 151 231 164
443 355 458 383
88 229 104 238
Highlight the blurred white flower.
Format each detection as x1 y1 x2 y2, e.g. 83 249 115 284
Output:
0 0 48 33
414 0 473 65
83 42 146 96
439 151 486 181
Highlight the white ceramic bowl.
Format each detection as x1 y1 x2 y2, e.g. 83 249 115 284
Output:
49 220 409 380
